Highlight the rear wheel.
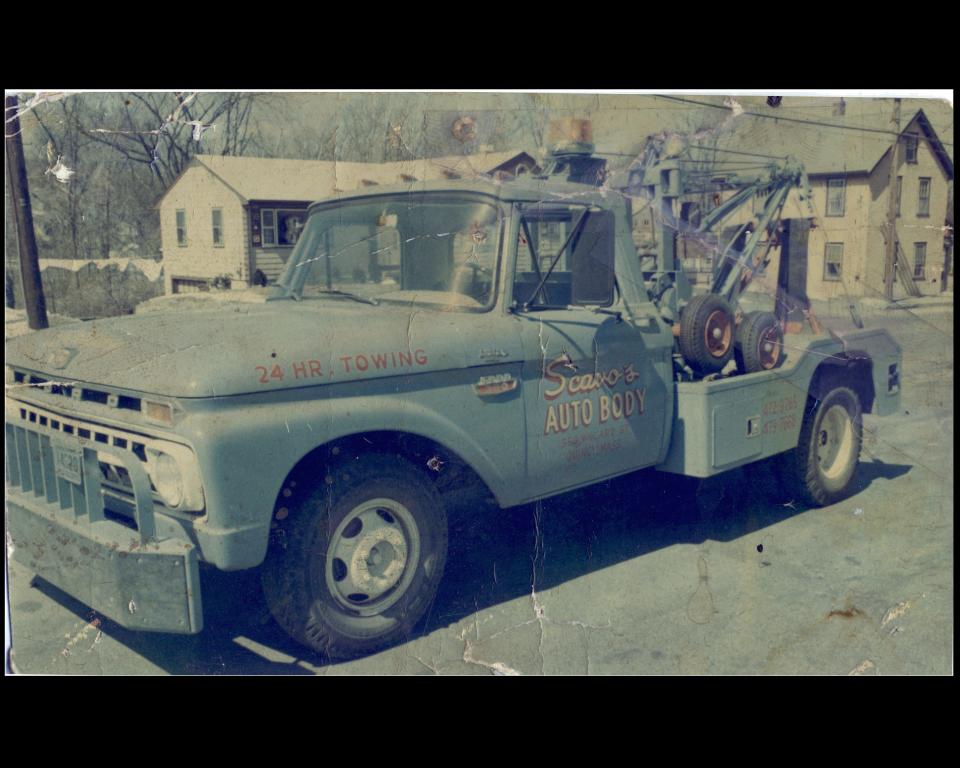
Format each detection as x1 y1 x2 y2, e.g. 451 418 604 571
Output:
788 386 863 506
262 454 448 659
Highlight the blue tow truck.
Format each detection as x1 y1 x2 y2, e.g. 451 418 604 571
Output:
5 123 902 658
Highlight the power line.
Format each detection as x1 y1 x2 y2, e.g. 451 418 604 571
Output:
683 165 775 172
684 159 779 166
654 95 955 149
688 147 788 160
594 147 789 163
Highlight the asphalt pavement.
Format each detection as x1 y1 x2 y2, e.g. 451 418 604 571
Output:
5 309 953 675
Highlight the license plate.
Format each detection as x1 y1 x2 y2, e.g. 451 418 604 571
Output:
53 444 83 484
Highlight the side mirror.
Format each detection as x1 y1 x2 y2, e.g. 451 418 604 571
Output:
571 210 615 306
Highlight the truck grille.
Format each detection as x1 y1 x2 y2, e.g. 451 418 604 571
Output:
7 400 156 503
10 370 142 413
5 412 158 540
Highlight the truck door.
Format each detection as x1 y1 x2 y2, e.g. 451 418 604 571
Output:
511 203 670 500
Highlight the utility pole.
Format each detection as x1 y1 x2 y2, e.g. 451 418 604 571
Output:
882 98 901 301
5 93 48 329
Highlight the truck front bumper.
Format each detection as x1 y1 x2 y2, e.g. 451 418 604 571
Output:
5 419 203 634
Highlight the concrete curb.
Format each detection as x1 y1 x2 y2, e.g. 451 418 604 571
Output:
738 292 953 320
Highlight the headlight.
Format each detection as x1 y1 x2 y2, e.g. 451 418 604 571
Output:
145 441 204 511
153 452 184 507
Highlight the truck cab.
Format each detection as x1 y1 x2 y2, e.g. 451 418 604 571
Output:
5 154 902 659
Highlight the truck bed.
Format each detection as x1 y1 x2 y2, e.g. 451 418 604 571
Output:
657 329 901 477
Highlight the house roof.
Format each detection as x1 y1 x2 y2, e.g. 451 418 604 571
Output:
186 150 536 203
710 106 953 180
302 176 617 210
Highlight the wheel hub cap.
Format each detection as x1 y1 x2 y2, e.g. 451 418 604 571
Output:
704 310 732 358
757 325 782 369
351 530 406 590
325 499 421 614
817 405 854 480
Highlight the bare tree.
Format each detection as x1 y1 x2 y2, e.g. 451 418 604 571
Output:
15 92 264 264
335 95 405 163
80 92 261 188
510 93 550 152
30 97 98 259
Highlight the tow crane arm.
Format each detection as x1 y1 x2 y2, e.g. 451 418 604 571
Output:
543 124 816 376
620 137 813 317
614 135 814 376
705 161 811 306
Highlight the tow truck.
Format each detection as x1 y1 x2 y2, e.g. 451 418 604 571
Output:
5 120 902 658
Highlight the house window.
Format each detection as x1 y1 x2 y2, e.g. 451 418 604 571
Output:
826 179 845 216
904 134 918 164
260 209 305 246
212 209 223 247
176 210 187 246
824 242 843 281
917 178 931 217
913 242 926 279
261 210 276 245
895 176 902 217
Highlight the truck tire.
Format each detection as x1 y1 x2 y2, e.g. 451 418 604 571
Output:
735 311 784 374
262 454 448 659
678 293 735 376
788 386 863 506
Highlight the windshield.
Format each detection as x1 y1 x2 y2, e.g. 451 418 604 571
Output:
278 194 502 310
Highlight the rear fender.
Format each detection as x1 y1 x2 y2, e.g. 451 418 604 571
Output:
820 328 902 416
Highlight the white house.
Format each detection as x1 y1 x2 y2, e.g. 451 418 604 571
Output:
157 151 537 294
712 108 953 301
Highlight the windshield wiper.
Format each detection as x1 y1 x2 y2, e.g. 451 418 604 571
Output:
312 289 380 306
512 303 622 322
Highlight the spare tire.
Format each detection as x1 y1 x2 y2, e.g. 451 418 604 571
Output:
735 311 784 373
678 293 735 375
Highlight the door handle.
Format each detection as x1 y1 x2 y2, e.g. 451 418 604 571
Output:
473 374 518 397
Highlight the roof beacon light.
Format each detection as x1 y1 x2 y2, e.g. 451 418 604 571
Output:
545 119 606 186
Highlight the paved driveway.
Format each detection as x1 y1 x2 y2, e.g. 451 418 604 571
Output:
6 311 953 675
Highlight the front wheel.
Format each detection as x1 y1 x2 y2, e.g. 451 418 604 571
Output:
788 386 863 506
262 455 448 659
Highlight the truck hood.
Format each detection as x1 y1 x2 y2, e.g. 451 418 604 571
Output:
5 297 472 398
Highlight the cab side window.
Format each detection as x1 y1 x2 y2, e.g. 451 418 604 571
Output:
514 206 615 308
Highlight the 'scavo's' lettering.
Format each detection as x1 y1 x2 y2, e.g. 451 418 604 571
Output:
540 355 647 437
543 356 640 401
